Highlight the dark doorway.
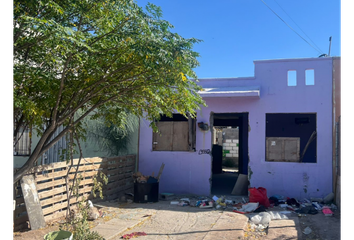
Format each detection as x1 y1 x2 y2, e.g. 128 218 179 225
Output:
210 112 249 195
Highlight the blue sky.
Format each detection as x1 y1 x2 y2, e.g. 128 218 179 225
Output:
136 0 341 78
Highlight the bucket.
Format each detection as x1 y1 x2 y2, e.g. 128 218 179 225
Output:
134 182 159 203
44 230 73 240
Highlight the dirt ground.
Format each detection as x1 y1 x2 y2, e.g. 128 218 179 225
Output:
13 196 341 240
297 209 340 240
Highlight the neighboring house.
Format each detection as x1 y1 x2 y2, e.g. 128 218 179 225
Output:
13 123 139 169
138 56 341 200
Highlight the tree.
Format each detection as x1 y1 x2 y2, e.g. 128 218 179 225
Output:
13 0 205 184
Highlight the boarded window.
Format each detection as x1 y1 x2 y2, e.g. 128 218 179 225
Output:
266 113 317 163
266 137 300 162
153 114 196 151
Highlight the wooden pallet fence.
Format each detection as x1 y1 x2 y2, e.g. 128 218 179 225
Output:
13 155 136 231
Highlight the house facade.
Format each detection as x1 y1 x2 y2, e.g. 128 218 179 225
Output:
138 57 340 199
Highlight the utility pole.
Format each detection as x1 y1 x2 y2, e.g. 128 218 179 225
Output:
328 36 332 56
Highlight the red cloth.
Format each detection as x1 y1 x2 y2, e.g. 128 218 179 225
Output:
248 187 270 208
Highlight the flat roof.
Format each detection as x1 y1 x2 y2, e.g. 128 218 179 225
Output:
198 86 260 98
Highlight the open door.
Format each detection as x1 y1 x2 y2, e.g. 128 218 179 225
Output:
210 112 249 195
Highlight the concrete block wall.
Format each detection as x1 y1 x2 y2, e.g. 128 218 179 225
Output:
223 139 239 157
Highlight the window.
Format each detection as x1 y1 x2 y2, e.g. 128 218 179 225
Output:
287 70 297 86
305 69 315 85
152 114 196 151
266 113 317 163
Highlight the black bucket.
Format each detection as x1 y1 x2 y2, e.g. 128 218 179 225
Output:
133 182 159 203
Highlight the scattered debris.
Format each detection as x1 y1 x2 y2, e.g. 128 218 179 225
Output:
303 226 312 235
178 198 190 206
312 202 323 210
249 187 270 208
87 206 100 221
295 206 318 215
322 207 334 216
121 232 147 239
233 202 259 214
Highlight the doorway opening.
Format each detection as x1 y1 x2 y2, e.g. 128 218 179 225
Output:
210 112 249 195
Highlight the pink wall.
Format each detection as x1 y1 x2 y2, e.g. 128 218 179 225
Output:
138 57 334 198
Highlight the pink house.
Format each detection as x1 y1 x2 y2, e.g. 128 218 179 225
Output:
137 57 341 200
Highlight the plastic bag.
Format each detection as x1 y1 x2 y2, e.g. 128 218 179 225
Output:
268 211 289 220
250 212 271 225
249 187 270 208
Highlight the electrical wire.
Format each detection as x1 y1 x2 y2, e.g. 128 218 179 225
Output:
259 0 324 55
273 0 324 54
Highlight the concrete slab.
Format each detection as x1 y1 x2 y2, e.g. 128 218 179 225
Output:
265 217 303 240
203 212 248 240
92 218 142 240
20 175 46 230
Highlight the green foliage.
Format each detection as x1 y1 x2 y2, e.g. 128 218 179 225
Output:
61 171 107 240
85 111 139 156
14 0 204 130
92 172 109 198
13 0 205 183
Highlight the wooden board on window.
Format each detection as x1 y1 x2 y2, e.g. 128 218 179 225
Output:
153 122 173 151
266 137 300 162
172 122 189 151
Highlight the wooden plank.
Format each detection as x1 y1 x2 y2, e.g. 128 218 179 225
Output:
35 165 100 181
40 194 67 207
266 137 300 162
38 186 66 199
231 174 248 195
172 121 189 151
20 175 46 230
153 122 173 151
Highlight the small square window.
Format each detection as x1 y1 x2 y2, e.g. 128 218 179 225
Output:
287 70 297 86
305 69 315 85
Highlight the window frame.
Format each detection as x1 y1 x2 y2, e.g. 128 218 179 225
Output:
152 113 196 152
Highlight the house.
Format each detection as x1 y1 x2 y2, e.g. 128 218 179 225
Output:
137 56 341 200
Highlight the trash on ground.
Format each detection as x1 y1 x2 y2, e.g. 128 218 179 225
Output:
271 195 286 200
249 187 270 208
267 211 289 220
269 196 279 206
303 226 312 235
212 195 219 201
279 211 292 214
200 202 213 208
295 206 318 215
330 203 338 210
286 198 300 207
322 207 334 216
279 204 288 208
225 199 234 205
122 232 147 239
170 201 179 205
254 205 267 213
312 202 323 210
250 212 271 226
233 202 259 214
178 198 190 206
87 200 100 220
